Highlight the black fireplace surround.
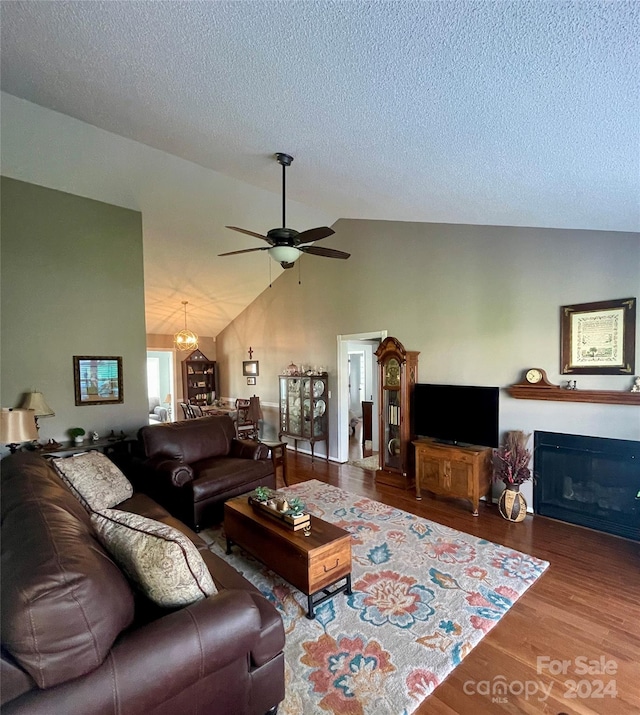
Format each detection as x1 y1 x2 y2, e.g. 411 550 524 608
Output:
534 431 640 541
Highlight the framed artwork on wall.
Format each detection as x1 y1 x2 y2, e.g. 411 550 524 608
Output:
73 356 123 405
561 298 636 374
247 377 256 386
243 360 259 376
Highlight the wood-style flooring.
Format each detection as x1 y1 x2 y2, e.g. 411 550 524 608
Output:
278 449 640 715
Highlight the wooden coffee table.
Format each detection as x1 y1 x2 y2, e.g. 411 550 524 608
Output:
224 495 352 619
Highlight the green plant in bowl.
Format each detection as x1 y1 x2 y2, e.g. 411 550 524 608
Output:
68 427 85 442
253 486 272 502
286 497 306 516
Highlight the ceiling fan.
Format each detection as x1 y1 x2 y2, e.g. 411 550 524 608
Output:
219 153 350 269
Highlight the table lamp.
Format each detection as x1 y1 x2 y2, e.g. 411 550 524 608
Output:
20 391 55 430
1 408 38 452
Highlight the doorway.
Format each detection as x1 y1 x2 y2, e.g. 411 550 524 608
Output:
336 330 387 463
146 350 175 423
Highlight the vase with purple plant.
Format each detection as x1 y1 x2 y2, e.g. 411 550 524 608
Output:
493 430 531 521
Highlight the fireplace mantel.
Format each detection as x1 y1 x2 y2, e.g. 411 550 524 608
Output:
508 386 640 405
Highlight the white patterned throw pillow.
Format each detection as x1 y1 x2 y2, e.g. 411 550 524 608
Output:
51 450 133 510
91 509 217 608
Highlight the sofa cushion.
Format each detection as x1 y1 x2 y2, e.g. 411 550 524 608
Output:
91 509 217 607
1 453 135 689
118 492 208 549
51 450 133 511
139 414 236 464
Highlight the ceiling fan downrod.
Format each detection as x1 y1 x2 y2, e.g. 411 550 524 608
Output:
275 153 293 229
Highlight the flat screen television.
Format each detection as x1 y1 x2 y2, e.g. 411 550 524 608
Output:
412 383 499 448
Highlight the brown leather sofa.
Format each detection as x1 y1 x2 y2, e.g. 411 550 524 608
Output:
1 452 285 715
136 415 275 531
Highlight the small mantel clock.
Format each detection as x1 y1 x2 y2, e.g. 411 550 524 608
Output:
513 368 556 388
375 337 419 489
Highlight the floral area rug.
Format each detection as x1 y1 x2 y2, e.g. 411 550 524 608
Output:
202 479 549 715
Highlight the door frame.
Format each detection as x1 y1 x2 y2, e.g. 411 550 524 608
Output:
146 349 176 421
336 330 387 463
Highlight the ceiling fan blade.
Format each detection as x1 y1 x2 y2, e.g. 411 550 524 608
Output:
225 226 271 242
300 245 350 260
218 246 269 257
295 226 335 244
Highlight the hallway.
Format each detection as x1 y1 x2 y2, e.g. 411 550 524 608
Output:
347 415 378 463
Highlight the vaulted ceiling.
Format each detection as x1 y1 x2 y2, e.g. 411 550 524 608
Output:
1 1 638 337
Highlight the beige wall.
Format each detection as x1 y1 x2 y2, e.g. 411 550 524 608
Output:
1 177 148 448
146 334 216 406
217 219 640 474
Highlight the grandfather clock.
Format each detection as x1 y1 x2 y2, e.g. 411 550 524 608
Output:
375 337 419 489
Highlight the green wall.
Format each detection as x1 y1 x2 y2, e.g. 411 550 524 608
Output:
1 177 148 447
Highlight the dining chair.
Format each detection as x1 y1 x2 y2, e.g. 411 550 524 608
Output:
235 398 259 440
248 396 263 435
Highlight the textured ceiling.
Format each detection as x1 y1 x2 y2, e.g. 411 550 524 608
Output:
1 1 638 335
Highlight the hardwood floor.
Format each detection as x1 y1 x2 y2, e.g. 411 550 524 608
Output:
279 451 640 715
347 418 376 461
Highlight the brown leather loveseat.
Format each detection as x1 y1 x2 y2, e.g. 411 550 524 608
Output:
1 452 285 715
136 415 275 531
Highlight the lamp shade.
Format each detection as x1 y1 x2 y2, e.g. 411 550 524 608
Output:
164 394 172 404
268 245 301 264
247 396 263 422
20 391 55 417
1 408 38 446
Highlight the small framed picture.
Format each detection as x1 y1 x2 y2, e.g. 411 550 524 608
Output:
73 356 123 405
247 377 256 385
561 297 636 374
243 360 259 376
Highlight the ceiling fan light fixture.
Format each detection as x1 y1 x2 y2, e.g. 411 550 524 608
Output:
174 301 199 351
221 152 347 266
268 245 301 266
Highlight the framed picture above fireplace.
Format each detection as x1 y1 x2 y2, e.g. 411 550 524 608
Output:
561 297 636 375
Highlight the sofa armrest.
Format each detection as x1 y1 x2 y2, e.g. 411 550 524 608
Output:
230 439 270 460
145 456 194 487
3 590 266 715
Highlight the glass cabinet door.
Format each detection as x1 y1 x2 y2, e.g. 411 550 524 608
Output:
382 387 401 471
302 377 312 438
312 378 327 437
287 378 301 434
279 377 288 433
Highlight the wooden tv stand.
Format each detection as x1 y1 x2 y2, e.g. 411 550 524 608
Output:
413 439 493 516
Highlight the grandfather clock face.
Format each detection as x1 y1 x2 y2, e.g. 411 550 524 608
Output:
384 358 400 387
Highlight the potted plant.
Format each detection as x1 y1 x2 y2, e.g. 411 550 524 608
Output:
253 486 272 503
493 430 532 522
286 497 306 516
68 427 86 445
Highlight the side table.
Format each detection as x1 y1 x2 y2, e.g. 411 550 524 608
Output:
37 437 134 474
260 440 288 486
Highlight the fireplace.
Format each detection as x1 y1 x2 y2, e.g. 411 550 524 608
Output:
534 431 640 541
